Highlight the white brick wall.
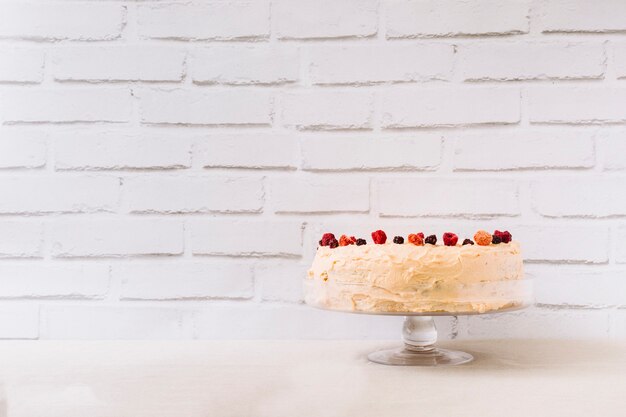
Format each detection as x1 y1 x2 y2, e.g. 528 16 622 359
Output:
309 44 454 84
281 90 373 130
0 0 624 340
381 87 521 127
50 46 186 82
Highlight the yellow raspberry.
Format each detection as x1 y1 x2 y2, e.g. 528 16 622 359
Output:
474 230 492 246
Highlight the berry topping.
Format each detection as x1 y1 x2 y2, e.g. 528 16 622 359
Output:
393 236 404 244
328 239 339 248
371 230 387 244
443 232 458 246
474 230 492 246
320 233 336 247
494 230 512 244
462 239 474 245
492 235 502 244
339 235 355 246
356 238 367 246
425 234 437 245
408 233 424 246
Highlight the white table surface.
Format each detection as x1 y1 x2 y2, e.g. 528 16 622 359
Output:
0 339 624 417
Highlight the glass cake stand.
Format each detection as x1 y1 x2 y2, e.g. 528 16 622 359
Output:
305 280 533 366
363 305 528 366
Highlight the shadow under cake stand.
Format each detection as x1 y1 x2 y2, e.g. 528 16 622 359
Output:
310 304 529 366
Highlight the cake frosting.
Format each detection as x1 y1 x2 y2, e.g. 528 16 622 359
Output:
305 235 530 314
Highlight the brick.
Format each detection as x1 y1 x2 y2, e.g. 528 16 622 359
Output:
529 87 626 124
532 178 626 217
0 263 109 299
0 221 43 258
124 176 263 214
117 262 254 300
50 46 185 82
309 44 454 85
302 135 441 171
139 89 271 126
0 305 39 339
256 263 306 302
527 265 626 307
464 308 610 339
137 2 269 40
190 219 302 256
0 176 118 214
601 131 626 170
382 87 520 128
53 130 191 170
453 130 595 171
516 225 608 263
0 129 46 168
197 134 298 169
541 0 626 33
377 178 519 217
612 43 626 79
50 219 183 257
459 42 604 81
191 46 298 85
0 2 123 40
270 177 369 213
274 0 377 39
0 89 132 123
0 48 44 83
386 0 528 38
613 226 626 263
282 91 373 130
40 306 193 339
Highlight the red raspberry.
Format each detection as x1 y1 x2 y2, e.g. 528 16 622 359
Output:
494 230 512 244
339 235 355 246
443 232 458 246
328 239 339 248
349 236 357 244
371 230 387 244
319 233 336 246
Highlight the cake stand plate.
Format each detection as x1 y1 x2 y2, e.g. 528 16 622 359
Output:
310 303 529 366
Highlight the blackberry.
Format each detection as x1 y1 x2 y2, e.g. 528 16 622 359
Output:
356 238 367 246
425 234 437 245
491 235 502 244
393 236 404 244
329 239 339 248
462 239 474 245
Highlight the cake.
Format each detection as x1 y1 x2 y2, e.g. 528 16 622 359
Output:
305 230 530 314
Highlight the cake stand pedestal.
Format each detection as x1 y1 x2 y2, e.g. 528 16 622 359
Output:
368 316 472 366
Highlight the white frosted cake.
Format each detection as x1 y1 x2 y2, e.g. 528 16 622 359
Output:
305 230 530 314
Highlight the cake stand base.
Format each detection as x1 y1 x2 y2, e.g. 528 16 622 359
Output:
368 346 473 366
368 316 473 366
